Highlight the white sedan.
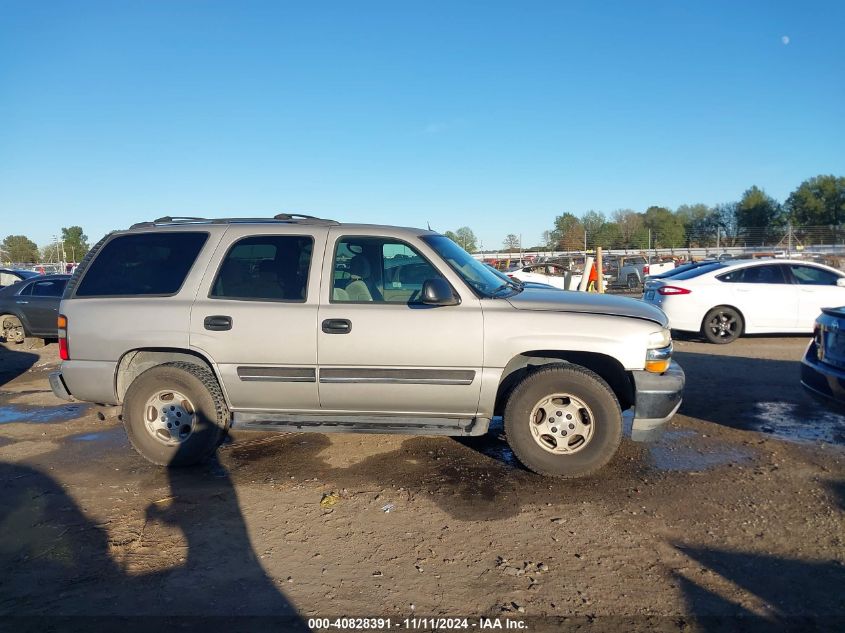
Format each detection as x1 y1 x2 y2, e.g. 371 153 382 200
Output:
509 263 572 289
642 259 845 343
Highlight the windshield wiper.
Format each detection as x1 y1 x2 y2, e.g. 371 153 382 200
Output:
491 281 521 297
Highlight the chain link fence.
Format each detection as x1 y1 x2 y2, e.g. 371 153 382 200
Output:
479 225 845 266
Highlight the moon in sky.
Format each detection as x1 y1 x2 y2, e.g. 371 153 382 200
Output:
782 35 790 45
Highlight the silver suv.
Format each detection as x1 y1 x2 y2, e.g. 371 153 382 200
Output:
50 215 684 478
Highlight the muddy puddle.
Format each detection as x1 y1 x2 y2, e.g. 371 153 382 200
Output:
750 401 845 445
0 403 88 424
648 429 754 472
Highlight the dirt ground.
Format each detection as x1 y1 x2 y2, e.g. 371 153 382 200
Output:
0 335 843 632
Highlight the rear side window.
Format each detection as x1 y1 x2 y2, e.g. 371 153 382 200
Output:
210 235 313 302
31 279 68 297
75 232 208 297
719 265 789 284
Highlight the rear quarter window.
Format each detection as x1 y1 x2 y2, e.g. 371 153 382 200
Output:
74 232 208 297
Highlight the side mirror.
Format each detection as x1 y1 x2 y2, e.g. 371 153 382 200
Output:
836 278 845 287
421 278 459 306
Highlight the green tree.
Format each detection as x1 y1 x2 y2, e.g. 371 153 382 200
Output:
1 235 39 262
786 175 845 227
711 202 741 246
737 186 785 245
643 206 685 248
444 230 459 243
551 213 584 251
676 203 717 246
611 209 645 248
581 210 605 247
592 222 623 249
61 226 90 262
452 226 478 252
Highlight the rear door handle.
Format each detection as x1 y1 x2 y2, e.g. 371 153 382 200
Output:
204 315 232 331
322 319 352 334
16 300 28 304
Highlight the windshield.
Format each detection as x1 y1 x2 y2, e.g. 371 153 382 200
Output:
422 235 520 297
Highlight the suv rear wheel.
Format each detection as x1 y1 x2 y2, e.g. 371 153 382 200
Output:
504 364 622 478
123 362 229 466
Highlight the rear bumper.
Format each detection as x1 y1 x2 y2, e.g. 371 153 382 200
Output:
631 361 685 441
49 371 73 401
55 360 119 405
801 341 845 406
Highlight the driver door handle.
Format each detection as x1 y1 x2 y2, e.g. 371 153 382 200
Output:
204 315 232 331
322 319 352 334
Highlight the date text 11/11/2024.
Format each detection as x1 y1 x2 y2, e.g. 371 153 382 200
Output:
308 617 527 630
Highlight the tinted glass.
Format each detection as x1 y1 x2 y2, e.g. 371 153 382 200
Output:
738 265 788 284
211 235 313 301
671 262 725 280
789 264 841 286
31 279 68 297
423 235 519 297
76 232 208 297
331 237 445 303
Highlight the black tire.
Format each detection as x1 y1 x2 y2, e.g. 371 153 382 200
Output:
122 361 229 466
701 306 743 344
626 274 639 290
503 364 622 478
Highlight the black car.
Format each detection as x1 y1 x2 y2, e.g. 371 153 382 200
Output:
0 274 70 342
802 306 845 406
0 268 40 288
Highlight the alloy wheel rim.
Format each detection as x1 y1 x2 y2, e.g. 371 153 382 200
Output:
143 389 197 446
528 393 595 455
709 312 737 338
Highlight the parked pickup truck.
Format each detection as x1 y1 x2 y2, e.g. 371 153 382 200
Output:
50 215 684 478
613 256 677 289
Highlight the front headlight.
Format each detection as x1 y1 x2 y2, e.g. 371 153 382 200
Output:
646 329 672 373
647 329 672 348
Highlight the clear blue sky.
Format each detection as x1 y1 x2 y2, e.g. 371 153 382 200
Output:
2 1 843 251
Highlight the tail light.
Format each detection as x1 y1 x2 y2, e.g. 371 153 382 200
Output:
57 314 69 360
643 265 650 275
658 286 691 296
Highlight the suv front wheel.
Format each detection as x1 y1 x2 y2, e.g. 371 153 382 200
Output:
504 364 622 478
123 362 230 466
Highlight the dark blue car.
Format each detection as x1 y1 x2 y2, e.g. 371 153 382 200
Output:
0 274 70 342
802 306 845 405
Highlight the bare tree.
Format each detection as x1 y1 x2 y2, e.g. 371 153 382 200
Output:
502 234 520 251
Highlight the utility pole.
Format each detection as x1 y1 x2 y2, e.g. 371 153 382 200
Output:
787 223 793 257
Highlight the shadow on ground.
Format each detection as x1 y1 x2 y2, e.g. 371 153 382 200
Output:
0 457 307 628
224 430 649 522
674 543 845 631
0 344 38 388
675 351 845 444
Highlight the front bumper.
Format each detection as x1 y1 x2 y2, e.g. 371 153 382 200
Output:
49 371 73 402
631 361 685 441
801 341 845 406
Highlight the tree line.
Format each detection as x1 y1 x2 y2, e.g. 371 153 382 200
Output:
441 174 845 253
1 226 90 264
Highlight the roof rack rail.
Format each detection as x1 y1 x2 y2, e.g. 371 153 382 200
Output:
129 214 339 230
